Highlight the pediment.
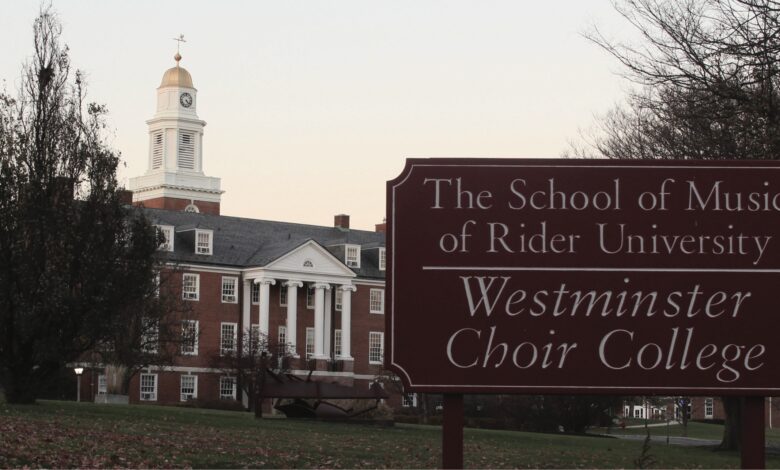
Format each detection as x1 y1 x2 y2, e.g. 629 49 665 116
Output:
263 240 355 278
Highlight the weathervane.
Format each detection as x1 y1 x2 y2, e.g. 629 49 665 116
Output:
173 34 186 64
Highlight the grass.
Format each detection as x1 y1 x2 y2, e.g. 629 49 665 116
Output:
1 400 779 468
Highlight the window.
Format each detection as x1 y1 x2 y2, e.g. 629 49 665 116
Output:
181 320 199 355
334 329 342 357
335 289 343 311
220 323 237 356
221 277 238 303
178 130 195 170
402 393 417 408
98 375 107 395
306 285 314 310
248 324 261 353
140 374 157 401
251 282 260 305
195 230 212 255
180 375 197 401
156 225 174 251
370 289 384 314
305 327 315 359
219 376 236 400
280 285 287 306
184 204 199 213
141 319 158 354
182 273 199 301
345 244 360 268
379 248 386 271
705 398 714 419
634 408 642 418
369 332 383 364
151 130 164 169
278 325 288 365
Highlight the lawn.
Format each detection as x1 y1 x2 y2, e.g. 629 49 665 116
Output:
1 400 778 468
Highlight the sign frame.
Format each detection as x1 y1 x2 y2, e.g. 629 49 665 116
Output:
386 158 780 396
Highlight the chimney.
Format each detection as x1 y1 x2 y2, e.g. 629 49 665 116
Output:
334 214 350 230
375 222 386 233
117 189 133 206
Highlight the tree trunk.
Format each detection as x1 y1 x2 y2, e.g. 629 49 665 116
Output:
720 396 741 451
3 378 37 404
1 363 43 404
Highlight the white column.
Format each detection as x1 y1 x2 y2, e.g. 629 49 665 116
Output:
313 282 330 359
284 280 303 357
338 285 356 360
256 278 276 337
242 279 251 333
324 286 332 357
241 279 252 408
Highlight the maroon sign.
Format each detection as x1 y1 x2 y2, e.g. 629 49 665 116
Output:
386 158 780 395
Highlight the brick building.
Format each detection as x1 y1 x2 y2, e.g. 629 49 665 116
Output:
76 54 398 409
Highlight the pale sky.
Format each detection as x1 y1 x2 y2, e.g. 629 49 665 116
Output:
0 1 634 230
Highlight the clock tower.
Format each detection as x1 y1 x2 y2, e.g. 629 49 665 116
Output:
129 52 223 214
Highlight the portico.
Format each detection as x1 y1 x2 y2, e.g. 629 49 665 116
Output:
243 240 357 369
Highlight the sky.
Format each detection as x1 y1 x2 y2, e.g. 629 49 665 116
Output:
0 1 636 230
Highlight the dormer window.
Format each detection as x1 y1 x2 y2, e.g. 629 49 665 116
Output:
379 248 386 271
345 244 360 268
156 225 174 252
195 229 212 255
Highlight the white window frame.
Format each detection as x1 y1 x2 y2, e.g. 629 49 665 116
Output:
278 325 287 347
334 289 343 311
279 285 288 307
402 393 417 408
195 229 213 255
220 322 237 356
140 373 158 401
219 376 236 400
379 247 386 271
181 320 199 355
221 276 238 303
369 288 384 314
705 398 714 419
368 331 384 364
306 285 314 310
182 273 200 301
334 329 342 357
156 225 174 252
180 374 198 401
251 282 260 305
97 375 107 395
345 244 361 268
305 327 315 359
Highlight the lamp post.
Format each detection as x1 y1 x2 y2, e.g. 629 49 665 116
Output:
74 367 84 402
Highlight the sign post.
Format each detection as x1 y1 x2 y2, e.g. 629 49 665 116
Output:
742 396 765 468
442 394 464 469
387 159 780 468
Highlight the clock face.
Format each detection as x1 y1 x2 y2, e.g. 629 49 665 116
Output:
180 92 193 108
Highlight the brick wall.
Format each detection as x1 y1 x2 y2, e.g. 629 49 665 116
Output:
135 197 220 215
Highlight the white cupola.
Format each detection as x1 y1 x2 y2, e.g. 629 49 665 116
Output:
129 51 223 214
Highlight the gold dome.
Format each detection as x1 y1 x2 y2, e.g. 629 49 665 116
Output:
159 65 194 88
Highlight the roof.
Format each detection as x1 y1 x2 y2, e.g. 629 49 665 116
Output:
139 207 386 279
160 65 194 88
